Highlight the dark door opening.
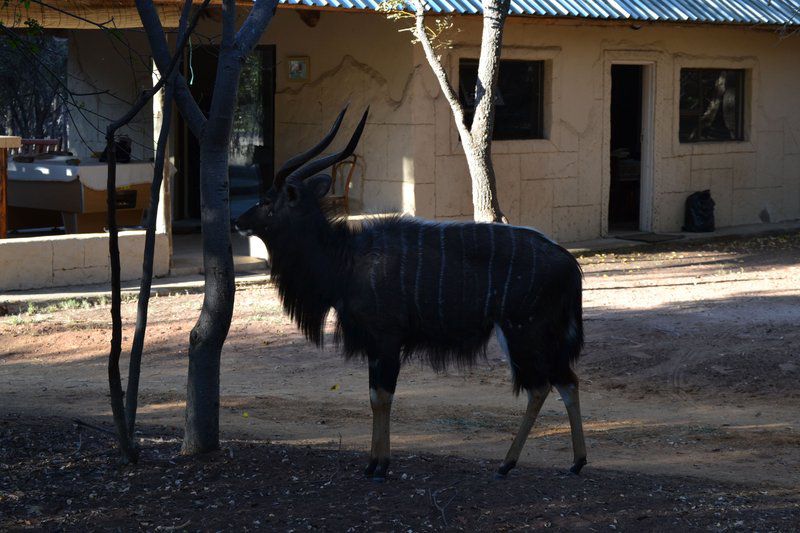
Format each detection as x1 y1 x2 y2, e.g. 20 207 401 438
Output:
609 65 643 232
176 45 275 225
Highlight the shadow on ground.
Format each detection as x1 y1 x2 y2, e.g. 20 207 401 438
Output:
2 415 798 531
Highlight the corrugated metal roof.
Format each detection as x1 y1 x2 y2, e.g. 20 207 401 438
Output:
278 0 800 25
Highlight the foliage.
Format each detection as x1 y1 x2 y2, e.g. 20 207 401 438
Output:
0 32 68 139
230 52 265 166
376 0 456 52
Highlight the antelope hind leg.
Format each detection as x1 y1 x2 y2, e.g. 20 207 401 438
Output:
555 383 587 474
496 384 550 478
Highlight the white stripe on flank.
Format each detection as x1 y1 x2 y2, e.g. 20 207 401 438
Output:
414 226 424 314
484 224 495 317
525 238 544 310
370 234 380 308
500 226 516 315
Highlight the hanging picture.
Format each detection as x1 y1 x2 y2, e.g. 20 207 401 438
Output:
288 56 309 81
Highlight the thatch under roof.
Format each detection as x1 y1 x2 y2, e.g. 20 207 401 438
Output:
0 1 247 30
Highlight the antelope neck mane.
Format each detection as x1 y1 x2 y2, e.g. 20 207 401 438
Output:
266 209 353 346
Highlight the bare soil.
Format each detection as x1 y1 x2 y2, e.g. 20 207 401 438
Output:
2 231 799 530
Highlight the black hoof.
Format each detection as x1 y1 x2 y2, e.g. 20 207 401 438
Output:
496 460 516 478
365 458 389 481
364 459 378 477
569 457 587 475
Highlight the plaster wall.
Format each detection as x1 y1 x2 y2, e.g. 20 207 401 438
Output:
256 11 424 215
422 18 800 241
68 11 800 242
0 231 169 291
67 30 155 162
260 12 800 241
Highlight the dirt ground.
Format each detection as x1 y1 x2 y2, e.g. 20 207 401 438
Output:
1 231 799 530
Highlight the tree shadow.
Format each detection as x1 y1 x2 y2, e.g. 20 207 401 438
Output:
2 414 798 531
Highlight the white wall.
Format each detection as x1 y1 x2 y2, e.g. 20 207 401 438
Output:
77 11 800 242
0 232 169 291
259 13 800 240
67 30 154 162
255 11 424 215
424 19 800 240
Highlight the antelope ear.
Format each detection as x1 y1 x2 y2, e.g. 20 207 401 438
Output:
285 181 301 206
307 174 332 199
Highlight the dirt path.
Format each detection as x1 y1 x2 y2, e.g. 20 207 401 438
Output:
2 232 799 502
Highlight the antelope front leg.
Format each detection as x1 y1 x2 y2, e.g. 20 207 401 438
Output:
365 355 400 482
555 382 587 474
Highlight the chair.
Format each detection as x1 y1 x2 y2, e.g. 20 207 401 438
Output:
329 153 359 215
11 138 63 156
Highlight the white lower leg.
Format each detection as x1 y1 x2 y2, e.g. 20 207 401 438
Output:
369 388 393 474
555 383 587 472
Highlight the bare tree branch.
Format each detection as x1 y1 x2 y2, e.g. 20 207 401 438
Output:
469 0 509 146
106 0 210 463
410 0 472 148
135 0 208 138
236 0 278 56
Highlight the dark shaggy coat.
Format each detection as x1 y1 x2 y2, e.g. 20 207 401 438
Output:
265 209 583 394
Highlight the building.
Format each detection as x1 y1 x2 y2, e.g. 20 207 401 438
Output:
1 0 799 289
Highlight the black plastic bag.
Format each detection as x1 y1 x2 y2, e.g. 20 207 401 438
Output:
683 189 715 232
99 135 132 163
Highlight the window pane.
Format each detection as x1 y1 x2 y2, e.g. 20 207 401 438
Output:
458 59 478 133
679 69 701 113
0 35 68 142
679 68 744 143
459 58 544 141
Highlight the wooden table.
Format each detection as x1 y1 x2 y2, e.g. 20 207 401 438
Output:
0 136 22 238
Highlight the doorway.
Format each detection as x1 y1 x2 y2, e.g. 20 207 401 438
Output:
176 45 276 224
608 64 648 232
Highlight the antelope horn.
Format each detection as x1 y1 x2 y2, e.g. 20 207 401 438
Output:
285 107 369 182
273 105 349 188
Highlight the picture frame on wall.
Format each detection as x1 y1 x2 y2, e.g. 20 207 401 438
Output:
288 56 309 81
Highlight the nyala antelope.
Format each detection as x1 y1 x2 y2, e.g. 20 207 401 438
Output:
236 106 587 481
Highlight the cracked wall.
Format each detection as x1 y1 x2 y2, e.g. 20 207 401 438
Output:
260 11 424 215
425 18 800 241
65 11 800 242
261 13 800 240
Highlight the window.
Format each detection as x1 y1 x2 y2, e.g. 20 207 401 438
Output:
0 35 68 142
459 59 544 141
679 68 745 143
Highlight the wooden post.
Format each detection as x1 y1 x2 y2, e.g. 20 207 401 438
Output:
0 136 22 239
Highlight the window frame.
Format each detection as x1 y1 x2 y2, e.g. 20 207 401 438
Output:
678 67 746 144
458 57 546 141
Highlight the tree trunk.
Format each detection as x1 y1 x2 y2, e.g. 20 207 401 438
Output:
181 145 236 454
464 146 506 223
411 0 509 223
134 0 277 454
181 47 240 455
125 84 174 437
467 0 509 223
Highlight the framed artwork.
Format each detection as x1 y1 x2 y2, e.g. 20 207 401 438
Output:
288 56 309 81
